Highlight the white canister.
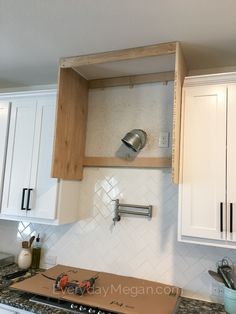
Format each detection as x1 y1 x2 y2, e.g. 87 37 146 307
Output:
18 248 32 269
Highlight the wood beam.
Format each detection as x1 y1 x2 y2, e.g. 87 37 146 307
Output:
52 68 88 180
60 42 177 68
83 157 171 168
88 71 175 89
172 42 187 184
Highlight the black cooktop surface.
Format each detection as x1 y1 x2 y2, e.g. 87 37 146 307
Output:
30 294 120 314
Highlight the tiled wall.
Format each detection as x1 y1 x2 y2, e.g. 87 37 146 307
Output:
0 82 236 303
1 167 236 302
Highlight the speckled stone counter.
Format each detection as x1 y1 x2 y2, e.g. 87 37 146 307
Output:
177 297 226 314
0 288 68 313
0 265 227 314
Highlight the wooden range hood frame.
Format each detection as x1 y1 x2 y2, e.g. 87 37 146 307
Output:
51 42 187 183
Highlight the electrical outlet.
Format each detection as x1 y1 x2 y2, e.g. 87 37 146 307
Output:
211 282 224 297
158 132 169 148
43 255 57 266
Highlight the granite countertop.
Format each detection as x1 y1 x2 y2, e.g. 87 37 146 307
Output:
177 297 226 314
0 264 227 314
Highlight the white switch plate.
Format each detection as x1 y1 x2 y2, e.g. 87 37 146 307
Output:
43 255 57 266
158 132 169 148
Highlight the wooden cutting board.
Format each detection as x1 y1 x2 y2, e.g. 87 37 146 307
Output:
11 265 181 314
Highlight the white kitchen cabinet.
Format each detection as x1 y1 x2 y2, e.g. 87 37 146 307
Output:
27 97 57 219
0 102 10 206
1 95 57 219
179 73 236 248
0 90 82 225
226 84 236 242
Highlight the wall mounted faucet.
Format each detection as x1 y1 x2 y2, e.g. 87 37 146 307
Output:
113 199 152 225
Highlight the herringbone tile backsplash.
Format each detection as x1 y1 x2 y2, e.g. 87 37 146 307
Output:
1 168 236 302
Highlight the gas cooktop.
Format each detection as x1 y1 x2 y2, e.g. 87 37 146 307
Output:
30 295 119 314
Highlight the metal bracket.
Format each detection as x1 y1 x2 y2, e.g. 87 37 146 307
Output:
113 199 152 225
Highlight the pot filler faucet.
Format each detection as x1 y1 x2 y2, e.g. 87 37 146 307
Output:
113 199 152 225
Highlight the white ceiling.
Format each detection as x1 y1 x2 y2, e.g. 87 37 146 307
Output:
1 0 236 88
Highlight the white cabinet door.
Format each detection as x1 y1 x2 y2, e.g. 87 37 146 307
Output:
0 91 79 225
1 95 57 220
179 85 227 240
0 102 10 204
227 84 236 241
1 98 37 216
27 96 57 219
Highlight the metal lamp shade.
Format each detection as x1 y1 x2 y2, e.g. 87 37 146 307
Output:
121 129 147 152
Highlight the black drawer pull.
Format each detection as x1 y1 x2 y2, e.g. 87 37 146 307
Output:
21 188 27 210
220 202 223 232
230 203 233 233
26 189 33 211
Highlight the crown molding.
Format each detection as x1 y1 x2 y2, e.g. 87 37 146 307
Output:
184 72 236 87
0 84 57 98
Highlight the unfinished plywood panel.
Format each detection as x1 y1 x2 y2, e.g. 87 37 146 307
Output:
86 82 173 157
74 54 176 80
52 68 88 180
172 42 187 184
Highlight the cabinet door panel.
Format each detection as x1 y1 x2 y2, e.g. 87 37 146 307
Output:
180 85 227 240
0 102 10 204
27 96 57 219
1 99 37 216
227 84 236 241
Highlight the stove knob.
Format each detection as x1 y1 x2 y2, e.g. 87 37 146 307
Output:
71 303 78 309
97 311 105 314
79 305 87 312
88 308 96 313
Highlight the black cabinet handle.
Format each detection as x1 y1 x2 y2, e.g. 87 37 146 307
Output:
21 188 27 210
230 203 233 233
220 202 223 232
26 189 33 211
